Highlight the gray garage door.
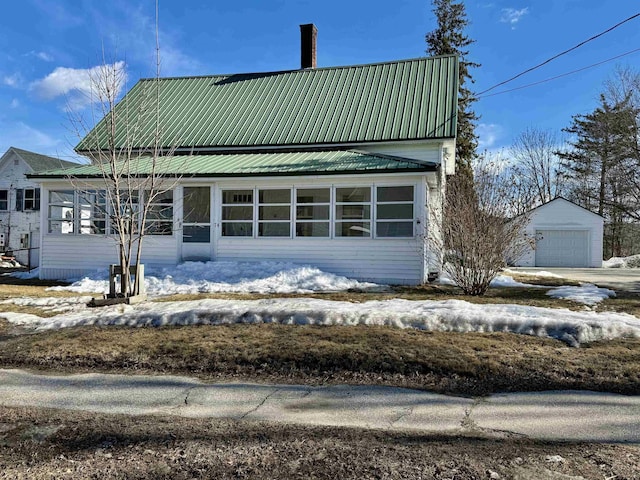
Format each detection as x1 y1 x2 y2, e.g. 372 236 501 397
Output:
535 230 589 267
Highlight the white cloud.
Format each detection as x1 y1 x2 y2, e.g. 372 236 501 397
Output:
34 51 54 62
89 2 204 77
30 61 127 110
500 7 529 28
10 99 20 108
3 73 23 87
0 121 60 152
477 123 503 150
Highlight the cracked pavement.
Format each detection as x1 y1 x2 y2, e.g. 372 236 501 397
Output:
0 369 638 443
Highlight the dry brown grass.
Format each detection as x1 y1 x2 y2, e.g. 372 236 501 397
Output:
1 324 638 396
1 274 638 396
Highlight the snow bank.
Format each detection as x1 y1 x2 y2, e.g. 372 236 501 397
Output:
603 254 640 269
546 284 615 305
9 268 40 280
46 261 382 295
3 297 639 347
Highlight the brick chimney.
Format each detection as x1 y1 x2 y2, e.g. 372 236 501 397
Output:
300 23 317 69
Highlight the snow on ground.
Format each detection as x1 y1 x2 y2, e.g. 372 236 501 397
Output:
3 297 639 347
503 268 564 279
546 284 616 305
9 268 40 280
3 261 632 345
0 296 93 313
437 272 537 288
603 254 640 269
46 261 383 296
0 259 22 268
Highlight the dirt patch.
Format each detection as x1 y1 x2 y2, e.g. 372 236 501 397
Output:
0 406 638 480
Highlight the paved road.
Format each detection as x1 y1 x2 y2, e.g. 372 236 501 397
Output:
510 267 640 293
1 369 638 443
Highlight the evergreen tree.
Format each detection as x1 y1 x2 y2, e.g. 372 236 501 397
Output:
426 0 479 175
558 94 639 256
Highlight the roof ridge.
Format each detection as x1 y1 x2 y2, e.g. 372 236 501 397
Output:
137 54 458 82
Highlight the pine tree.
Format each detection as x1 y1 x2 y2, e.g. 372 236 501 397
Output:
558 94 639 256
426 0 480 175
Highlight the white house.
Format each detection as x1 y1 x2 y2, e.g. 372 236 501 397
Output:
0 147 77 268
515 197 604 268
29 26 458 284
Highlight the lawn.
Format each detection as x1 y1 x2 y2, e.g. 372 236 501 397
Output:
0 276 639 396
2 275 640 478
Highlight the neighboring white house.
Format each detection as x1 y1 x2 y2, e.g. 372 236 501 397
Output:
29 26 458 284
514 197 604 268
0 147 77 268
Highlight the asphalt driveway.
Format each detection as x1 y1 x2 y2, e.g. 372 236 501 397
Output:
511 267 640 293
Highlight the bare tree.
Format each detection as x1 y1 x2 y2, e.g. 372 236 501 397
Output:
429 157 533 295
509 127 565 208
67 7 183 299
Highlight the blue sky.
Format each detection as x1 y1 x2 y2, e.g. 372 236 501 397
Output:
1 0 639 161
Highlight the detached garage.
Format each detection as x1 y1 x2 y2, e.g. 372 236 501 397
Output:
514 198 603 268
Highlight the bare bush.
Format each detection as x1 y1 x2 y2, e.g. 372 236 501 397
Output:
430 159 534 295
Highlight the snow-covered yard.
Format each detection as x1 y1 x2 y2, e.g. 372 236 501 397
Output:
1 261 635 347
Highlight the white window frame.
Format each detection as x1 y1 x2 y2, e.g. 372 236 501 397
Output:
23 188 37 211
47 190 75 235
257 187 292 238
334 186 372 238
294 186 331 238
373 184 416 238
221 188 255 237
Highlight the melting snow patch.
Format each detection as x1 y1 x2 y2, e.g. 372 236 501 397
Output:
3 297 639 347
546 284 615 305
9 268 40 280
503 268 564 279
603 254 640 269
46 261 383 295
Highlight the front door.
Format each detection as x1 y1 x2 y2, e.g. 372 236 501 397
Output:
181 186 212 261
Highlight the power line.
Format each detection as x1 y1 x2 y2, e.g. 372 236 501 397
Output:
479 47 640 99
478 12 640 95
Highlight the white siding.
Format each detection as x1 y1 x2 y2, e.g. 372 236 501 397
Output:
216 238 422 284
515 198 604 268
40 235 177 280
39 173 435 284
0 152 41 267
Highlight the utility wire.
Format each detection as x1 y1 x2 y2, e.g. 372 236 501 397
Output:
478 12 640 95
479 47 640 98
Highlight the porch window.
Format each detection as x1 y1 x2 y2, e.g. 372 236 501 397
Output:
48 190 75 234
375 186 414 237
145 190 174 236
110 190 140 235
221 189 253 237
335 187 371 237
258 189 291 237
0 190 7 211
79 190 107 234
295 188 330 237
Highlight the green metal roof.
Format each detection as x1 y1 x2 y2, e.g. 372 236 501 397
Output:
77 56 458 153
29 150 436 179
7 147 78 172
